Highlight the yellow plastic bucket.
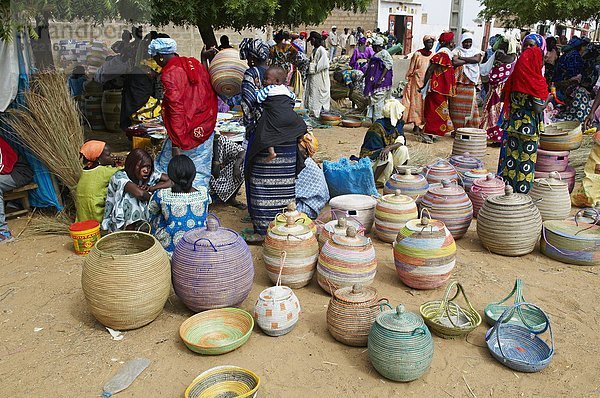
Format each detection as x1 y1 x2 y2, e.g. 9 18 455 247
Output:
69 220 101 255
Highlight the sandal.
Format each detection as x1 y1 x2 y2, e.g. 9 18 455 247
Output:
240 228 264 245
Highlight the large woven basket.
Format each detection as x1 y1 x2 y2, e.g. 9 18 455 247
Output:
451 128 487 159
419 281 481 339
383 169 429 199
374 191 418 243
449 153 484 184
179 308 254 355
82 232 171 330
539 121 582 151
423 159 459 185
540 211 600 266
208 48 246 97
529 172 571 221
485 303 554 373
419 179 473 239
185 366 260 398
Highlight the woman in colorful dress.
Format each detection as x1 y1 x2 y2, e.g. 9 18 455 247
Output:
296 133 330 219
239 39 270 145
498 35 550 194
210 134 246 209
148 38 218 189
349 37 374 73
364 36 394 122
449 32 483 129
401 35 435 134
149 155 210 255
480 35 518 145
422 32 456 141
269 30 298 83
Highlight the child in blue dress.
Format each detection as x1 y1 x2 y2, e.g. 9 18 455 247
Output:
149 155 211 254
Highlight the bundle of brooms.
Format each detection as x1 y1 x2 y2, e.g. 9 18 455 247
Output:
5 71 84 235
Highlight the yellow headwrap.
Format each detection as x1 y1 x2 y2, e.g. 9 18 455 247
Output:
141 58 162 73
382 99 406 127
299 132 319 157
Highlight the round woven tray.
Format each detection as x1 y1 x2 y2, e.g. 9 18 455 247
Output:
185 365 260 398
179 308 254 355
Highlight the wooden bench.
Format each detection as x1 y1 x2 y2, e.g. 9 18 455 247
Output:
4 183 38 218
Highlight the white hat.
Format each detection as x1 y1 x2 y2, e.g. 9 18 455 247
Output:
332 26 337 29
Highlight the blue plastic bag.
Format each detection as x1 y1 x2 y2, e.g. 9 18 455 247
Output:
323 157 379 198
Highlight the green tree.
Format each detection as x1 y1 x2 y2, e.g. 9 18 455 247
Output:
479 0 600 27
149 0 372 48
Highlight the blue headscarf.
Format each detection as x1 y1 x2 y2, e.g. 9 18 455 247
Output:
522 33 545 52
148 38 177 56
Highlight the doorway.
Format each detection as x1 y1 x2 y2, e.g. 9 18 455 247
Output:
388 15 413 54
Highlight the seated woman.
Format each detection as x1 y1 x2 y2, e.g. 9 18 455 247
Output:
332 69 367 112
358 99 410 187
102 149 170 232
75 140 120 223
296 132 329 219
210 134 246 209
149 155 210 254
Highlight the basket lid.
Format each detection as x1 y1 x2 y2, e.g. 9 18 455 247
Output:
329 194 377 211
472 173 504 189
464 168 489 178
270 216 311 237
428 159 453 171
487 185 533 206
379 190 416 205
275 202 303 222
331 226 370 247
534 171 568 188
333 284 377 304
182 216 240 247
375 304 425 332
259 285 293 302
403 217 447 233
390 170 427 183
449 153 482 167
427 179 466 196
543 219 600 241
323 217 361 234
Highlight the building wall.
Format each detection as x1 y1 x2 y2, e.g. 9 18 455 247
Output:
299 0 380 35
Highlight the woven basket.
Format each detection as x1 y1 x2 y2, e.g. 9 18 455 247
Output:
452 128 487 159
419 281 481 339
317 226 377 293
383 169 429 199
172 215 254 312
208 48 246 97
536 148 570 172
535 166 576 193
419 179 473 239
484 279 547 332
82 232 171 330
476 185 542 256
374 191 418 243
329 194 378 233
449 153 484 185
263 216 319 288
540 121 582 151
529 172 571 221
185 366 260 398
540 211 600 266
327 284 387 347
485 303 554 373
393 210 457 290
268 202 317 235
462 168 489 193
368 303 434 382
468 173 505 218
317 217 364 248
423 159 459 185
254 253 301 337
179 308 254 355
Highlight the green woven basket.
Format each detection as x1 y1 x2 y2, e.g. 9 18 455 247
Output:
484 279 547 333
419 281 481 339
179 308 254 355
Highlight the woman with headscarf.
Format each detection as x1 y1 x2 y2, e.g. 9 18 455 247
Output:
364 36 394 122
449 32 483 129
401 35 435 134
349 37 375 73
102 149 171 232
120 59 162 130
269 30 298 83
359 99 410 186
295 132 330 219
421 32 456 141
480 34 518 144
304 32 331 118
239 38 270 145
498 38 550 194
148 38 218 190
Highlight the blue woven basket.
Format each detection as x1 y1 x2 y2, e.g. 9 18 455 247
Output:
485 303 554 373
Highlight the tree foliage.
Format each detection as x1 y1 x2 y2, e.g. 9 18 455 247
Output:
479 0 600 27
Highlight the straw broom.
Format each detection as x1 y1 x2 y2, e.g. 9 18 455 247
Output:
4 71 84 198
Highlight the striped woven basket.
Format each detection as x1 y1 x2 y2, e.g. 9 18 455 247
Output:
529 172 572 221
540 211 600 266
82 232 171 330
208 48 247 97
268 202 317 235
539 121 582 151
374 191 418 243
185 366 260 398
419 281 481 339
419 179 473 239
317 217 364 248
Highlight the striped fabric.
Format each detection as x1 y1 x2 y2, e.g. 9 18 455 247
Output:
248 143 297 235
256 84 296 104
449 83 481 129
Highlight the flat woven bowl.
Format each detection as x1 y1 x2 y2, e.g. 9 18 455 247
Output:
180 308 254 355
185 365 260 398
341 117 362 128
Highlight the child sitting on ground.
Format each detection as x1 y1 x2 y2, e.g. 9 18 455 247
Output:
102 148 171 232
149 155 211 255
75 140 120 223
256 66 299 161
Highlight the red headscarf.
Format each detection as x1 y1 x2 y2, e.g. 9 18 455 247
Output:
502 46 548 116
439 32 454 44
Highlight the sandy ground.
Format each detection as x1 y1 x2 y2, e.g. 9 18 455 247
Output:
1 125 599 397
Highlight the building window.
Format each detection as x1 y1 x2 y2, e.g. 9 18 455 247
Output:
422 13 428 24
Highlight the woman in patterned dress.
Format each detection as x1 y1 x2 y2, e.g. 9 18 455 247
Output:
498 35 550 194
449 32 483 129
209 134 246 209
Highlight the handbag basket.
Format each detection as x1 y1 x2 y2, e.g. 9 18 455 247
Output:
485 303 554 373
82 232 171 330
419 281 481 339
484 279 547 333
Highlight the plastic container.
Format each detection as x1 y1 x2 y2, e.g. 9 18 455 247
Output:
69 220 101 255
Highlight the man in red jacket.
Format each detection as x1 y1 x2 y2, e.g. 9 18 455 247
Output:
0 137 33 243
148 37 218 189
